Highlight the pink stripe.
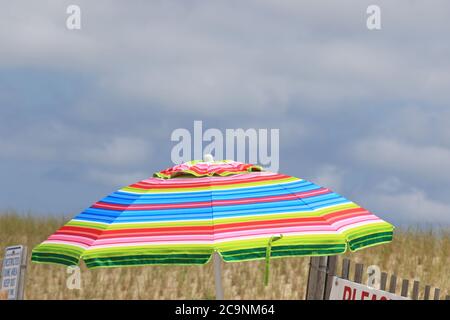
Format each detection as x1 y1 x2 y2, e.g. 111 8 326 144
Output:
94 188 330 211
48 234 96 246
93 235 212 245
47 213 382 247
42 240 90 249
87 224 359 246
139 172 281 184
334 217 384 231
85 216 384 246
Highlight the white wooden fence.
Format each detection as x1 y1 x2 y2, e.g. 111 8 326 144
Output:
306 256 450 300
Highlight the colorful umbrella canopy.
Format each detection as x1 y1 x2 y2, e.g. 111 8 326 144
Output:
32 160 394 275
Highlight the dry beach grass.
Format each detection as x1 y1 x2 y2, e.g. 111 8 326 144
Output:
0 213 449 300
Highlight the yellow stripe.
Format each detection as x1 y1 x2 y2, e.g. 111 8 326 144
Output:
121 177 299 194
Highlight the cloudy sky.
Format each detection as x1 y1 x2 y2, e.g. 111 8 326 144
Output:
1 1 449 227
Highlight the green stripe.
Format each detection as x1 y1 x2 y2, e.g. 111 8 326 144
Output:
348 231 392 246
221 243 346 257
344 223 393 241
31 253 79 266
221 244 347 262
349 233 393 251
66 220 109 230
82 244 213 256
33 244 84 257
84 255 210 268
86 253 210 262
222 248 346 262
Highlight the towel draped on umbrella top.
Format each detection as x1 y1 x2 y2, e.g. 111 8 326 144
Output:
32 160 394 272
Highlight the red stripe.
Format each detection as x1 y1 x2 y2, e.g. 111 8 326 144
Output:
92 188 331 211
129 174 290 189
60 207 370 239
55 226 103 240
158 163 257 178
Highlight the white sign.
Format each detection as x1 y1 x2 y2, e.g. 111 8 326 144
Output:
329 276 409 300
1 245 27 300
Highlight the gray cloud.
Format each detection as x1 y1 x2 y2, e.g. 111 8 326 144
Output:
352 138 450 183
359 176 450 226
2 1 450 114
0 1 449 225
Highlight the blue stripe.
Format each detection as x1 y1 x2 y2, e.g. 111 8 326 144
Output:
67 179 353 224
72 199 351 223
100 180 320 205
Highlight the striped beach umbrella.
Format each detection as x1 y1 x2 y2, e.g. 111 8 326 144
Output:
32 157 394 296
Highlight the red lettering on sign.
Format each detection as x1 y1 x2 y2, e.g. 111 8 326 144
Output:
343 286 352 300
361 291 370 300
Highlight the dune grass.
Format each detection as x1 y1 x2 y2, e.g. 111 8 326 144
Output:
0 213 448 299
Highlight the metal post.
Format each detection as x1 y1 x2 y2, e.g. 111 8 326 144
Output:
17 246 27 300
213 252 224 300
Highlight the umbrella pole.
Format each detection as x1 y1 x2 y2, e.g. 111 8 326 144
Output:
213 251 224 300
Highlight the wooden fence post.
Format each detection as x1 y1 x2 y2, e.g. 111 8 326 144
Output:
433 288 440 300
341 258 350 280
354 263 364 284
380 272 388 291
306 257 319 300
323 256 337 300
424 285 431 300
388 275 397 294
400 279 409 297
305 256 331 300
412 281 419 300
